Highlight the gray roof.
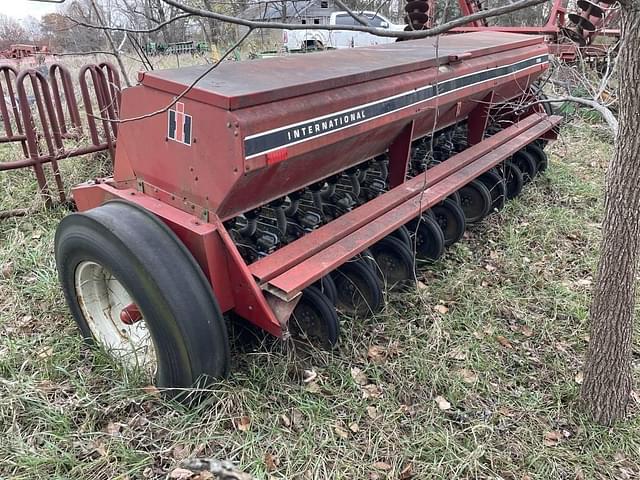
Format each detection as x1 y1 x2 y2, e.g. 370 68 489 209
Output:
241 0 334 21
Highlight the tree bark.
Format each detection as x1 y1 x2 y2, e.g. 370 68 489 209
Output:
581 0 640 425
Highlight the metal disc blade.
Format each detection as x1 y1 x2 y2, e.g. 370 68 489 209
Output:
406 12 429 24
405 0 429 13
569 13 596 31
561 27 588 45
577 0 604 18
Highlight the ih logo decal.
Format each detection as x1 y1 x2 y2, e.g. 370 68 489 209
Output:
168 102 192 146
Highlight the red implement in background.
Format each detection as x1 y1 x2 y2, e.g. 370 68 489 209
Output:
448 0 620 62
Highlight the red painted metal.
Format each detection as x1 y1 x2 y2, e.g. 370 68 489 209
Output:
70 32 560 339
266 115 561 298
467 92 495 146
113 32 548 221
249 112 548 283
120 303 143 325
387 121 414 189
0 62 120 207
450 0 620 61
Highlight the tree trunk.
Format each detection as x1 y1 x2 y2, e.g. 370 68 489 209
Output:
581 1 640 425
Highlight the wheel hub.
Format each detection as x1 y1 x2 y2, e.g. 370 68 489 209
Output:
74 261 157 377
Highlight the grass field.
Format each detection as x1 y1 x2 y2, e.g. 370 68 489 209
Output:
1 119 639 480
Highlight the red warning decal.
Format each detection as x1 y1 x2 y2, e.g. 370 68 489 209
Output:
168 102 192 146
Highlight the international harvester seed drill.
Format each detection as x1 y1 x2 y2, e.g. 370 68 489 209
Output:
55 31 561 391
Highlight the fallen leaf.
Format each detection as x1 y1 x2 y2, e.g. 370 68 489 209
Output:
302 369 317 383
1 262 14 279
105 421 123 436
372 461 392 471
434 304 449 314
574 371 584 384
334 425 349 439
265 452 278 471
496 335 513 349
434 395 451 410
291 409 304 426
194 472 214 480
576 278 592 286
416 280 428 290
361 384 382 399
168 467 193 479
351 367 368 386
399 404 418 417
458 368 478 384
366 406 379 420
520 325 534 337
280 414 291 428
498 406 514 417
235 416 251 432
485 264 497 272
171 444 190 460
348 422 359 433
36 346 54 359
305 382 321 393
367 345 387 364
399 463 414 479
543 430 563 447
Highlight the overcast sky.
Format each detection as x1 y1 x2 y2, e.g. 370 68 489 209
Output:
0 0 59 19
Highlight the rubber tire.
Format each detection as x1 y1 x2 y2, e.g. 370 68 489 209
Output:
512 150 538 184
477 169 507 211
431 198 466 247
332 258 383 317
55 200 230 393
290 286 339 349
406 214 445 261
313 275 338 305
526 142 548 172
458 179 492 223
502 160 524 200
369 235 415 290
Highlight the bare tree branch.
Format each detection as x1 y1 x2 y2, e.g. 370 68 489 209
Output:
158 0 547 39
89 0 131 86
528 96 619 135
66 12 193 34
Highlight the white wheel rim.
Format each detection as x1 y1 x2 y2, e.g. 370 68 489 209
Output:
74 261 157 378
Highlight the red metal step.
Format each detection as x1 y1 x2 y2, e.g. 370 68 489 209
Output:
258 114 561 300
